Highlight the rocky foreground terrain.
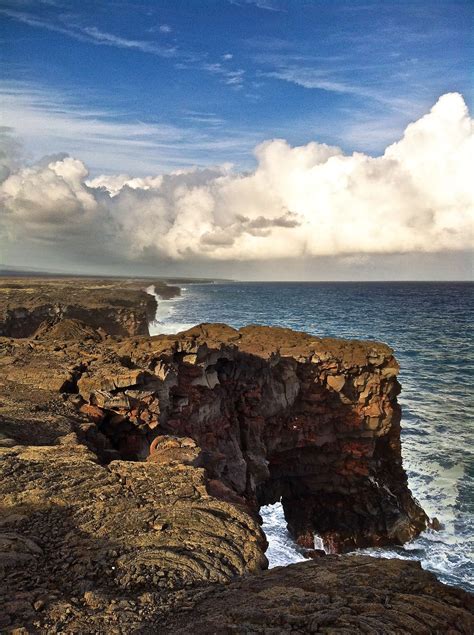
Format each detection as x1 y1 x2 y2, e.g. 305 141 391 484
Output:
0 277 472 633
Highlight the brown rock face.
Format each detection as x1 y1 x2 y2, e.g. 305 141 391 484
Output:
0 438 266 632
0 278 179 338
77 323 428 553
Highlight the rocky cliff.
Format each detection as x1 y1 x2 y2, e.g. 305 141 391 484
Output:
75 323 428 553
0 277 178 338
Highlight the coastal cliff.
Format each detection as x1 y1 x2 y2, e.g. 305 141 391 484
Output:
0 278 472 633
77 323 428 553
0 278 179 338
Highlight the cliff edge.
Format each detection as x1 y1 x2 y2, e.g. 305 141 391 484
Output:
0 277 179 338
76 322 428 553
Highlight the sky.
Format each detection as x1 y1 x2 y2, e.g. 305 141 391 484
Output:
0 0 473 280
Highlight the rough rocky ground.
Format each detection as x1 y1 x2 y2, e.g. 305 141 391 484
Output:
163 556 474 634
1 426 472 633
0 437 266 632
0 278 472 633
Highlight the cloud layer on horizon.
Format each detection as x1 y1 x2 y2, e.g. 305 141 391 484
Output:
1 93 473 267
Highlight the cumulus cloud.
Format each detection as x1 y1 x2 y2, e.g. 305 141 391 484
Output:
0 152 114 248
87 173 164 197
1 93 472 263
2 157 95 226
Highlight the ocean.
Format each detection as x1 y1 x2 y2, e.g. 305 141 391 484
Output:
149 281 473 592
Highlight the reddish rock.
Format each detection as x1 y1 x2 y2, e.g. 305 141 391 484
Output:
0 285 471 634
296 531 315 549
79 404 104 423
147 435 201 466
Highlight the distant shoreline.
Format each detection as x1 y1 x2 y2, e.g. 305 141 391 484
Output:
1 268 471 285
0 267 231 284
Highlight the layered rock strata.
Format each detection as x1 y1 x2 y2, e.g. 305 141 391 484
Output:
163 556 474 634
0 437 266 631
1 426 471 635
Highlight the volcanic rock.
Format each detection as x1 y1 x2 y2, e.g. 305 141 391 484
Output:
74 323 428 553
162 556 474 634
0 280 472 633
0 277 179 337
0 436 266 631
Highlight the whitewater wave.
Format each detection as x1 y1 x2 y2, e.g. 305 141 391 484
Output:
147 285 196 335
260 502 306 567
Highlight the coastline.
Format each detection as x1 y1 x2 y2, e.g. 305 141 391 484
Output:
0 278 472 632
140 280 474 593
147 284 200 336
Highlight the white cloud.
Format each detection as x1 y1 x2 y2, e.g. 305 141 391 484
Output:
228 0 282 11
1 10 245 92
2 156 94 220
0 9 177 58
1 93 473 264
201 63 246 87
0 127 22 182
86 173 164 197
0 82 261 174
263 66 422 114
0 155 111 247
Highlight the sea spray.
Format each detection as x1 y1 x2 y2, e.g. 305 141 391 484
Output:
260 502 306 566
146 285 195 335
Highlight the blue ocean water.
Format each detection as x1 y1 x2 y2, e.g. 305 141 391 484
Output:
149 282 474 592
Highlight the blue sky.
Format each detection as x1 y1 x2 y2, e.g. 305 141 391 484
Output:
1 0 472 175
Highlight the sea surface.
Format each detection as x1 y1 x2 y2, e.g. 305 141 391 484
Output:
149 282 473 592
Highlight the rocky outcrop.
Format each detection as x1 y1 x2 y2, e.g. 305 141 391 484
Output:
0 387 471 634
1 429 472 635
0 277 179 338
0 362 266 631
74 323 428 553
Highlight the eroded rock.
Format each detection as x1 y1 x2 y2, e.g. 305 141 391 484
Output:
75 323 428 553
0 438 266 631
162 556 474 634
